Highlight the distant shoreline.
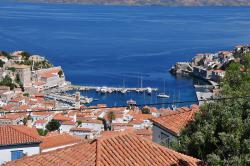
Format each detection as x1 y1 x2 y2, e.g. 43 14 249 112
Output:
15 0 250 7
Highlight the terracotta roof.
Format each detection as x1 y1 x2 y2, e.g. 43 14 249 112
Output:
82 119 103 124
2 104 16 111
10 97 26 103
40 68 60 78
31 111 53 116
7 132 200 166
159 108 175 116
18 104 30 111
70 127 93 132
133 128 152 140
0 125 41 146
35 119 47 124
151 108 199 136
61 120 75 125
53 114 72 121
40 133 83 150
0 113 23 120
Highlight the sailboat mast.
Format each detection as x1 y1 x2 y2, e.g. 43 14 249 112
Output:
141 76 143 88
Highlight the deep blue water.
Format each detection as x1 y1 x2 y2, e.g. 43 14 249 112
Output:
1 2 250 107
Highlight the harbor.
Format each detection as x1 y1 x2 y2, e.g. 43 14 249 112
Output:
67 85 158 94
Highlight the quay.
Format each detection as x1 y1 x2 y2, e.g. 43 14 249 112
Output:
45 93 93 105
194 85 214 105
67 85 158 94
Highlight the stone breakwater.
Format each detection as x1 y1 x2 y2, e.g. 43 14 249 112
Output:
169 62 193 76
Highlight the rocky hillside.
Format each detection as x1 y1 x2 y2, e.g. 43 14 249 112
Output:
21 0 250 6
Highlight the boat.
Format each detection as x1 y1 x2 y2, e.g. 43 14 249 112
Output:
100 87 108 93
157 80 170 98
146 87 152 95
107 88 113 93
157 93 170 98
96 87 101 92
121 89 127 94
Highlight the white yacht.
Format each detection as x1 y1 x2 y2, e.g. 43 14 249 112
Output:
157 80 170 98
157 93 170 98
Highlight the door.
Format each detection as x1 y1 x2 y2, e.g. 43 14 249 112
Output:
11 150 24 161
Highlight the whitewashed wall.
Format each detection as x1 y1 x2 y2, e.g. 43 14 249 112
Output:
0 144 40 164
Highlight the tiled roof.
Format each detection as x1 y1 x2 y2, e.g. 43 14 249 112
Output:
53 113 72 121
31 111 53 116
70 127 92 132
0 113 23 120
61 120 75 125
0 125 41 147
40 68 60 78
35 119 47 124
81 119 103 124
40 133 83 150
2 104 16 111
7 132 200 166
18 104 30 111
151 107 199 136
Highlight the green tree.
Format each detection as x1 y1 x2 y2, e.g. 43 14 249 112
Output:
23 93 29 97
178 60 250 165
0 75 16 90
0 59 5 67
20 51 31 61
141 107 150 114
77 120 82 126
7 67 16 72
107 111 115 123
58 70 63 78
0 51 11 59
15 74 21 84
37 129 48 136
46 119 61 131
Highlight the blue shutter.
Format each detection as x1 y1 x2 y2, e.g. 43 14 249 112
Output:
11 150 24 161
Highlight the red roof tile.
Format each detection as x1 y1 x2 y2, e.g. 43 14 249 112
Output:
152 108 199 136
7 132 200 166
0 113 23 120
40 133 84 150
70 127 93 132
0 125 41 146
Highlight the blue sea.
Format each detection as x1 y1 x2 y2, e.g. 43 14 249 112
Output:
1 1 250 107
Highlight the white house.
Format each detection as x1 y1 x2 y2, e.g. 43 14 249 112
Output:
151 106 199 147
59 121 76 133
30 112 53 122
0 114 24 125
35 67 65 89
34 120 48 130
80 119 104 132
70 127 98 139
0 56 8 63
0 125 41 164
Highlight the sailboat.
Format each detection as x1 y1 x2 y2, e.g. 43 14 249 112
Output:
157 80 170 98
121 78 128 94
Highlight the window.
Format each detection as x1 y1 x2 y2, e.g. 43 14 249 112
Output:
160 132 171 147
11 150 24 161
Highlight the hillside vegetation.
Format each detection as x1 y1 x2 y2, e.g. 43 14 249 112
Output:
177 52 250 165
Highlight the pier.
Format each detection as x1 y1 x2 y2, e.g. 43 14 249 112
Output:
67 85 158 94
45 93 93 104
